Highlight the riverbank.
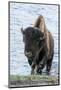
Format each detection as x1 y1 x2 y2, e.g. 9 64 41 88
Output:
9 75 59 87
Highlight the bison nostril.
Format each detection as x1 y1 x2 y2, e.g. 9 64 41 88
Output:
25 52 32 57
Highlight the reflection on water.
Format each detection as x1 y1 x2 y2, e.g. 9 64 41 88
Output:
10 3 59 76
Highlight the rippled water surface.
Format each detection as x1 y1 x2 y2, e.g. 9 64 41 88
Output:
10 3 59 76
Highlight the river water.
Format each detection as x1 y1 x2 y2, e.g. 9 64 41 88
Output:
10 2 59 76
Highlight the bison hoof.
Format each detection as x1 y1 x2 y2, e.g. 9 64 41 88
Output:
46 71 50 75
37 68 42 74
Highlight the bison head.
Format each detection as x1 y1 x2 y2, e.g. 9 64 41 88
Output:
21 27 45 59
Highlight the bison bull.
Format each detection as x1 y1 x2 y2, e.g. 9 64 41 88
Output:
21 15 54 75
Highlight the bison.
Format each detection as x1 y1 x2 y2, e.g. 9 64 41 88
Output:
21 15 54 75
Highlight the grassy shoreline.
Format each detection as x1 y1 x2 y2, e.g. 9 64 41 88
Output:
9 75 59 87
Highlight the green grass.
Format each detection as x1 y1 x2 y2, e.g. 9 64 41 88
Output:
10 75 58 84
9 75 59 86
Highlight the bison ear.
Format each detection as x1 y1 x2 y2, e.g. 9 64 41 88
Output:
21 27 25 34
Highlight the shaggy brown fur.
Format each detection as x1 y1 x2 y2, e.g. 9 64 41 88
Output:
21 15 54 75
34 15 54 60
33 15 54 74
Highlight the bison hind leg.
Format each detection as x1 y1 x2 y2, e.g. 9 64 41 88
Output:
46 57 53 75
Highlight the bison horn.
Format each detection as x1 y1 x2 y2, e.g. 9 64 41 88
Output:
21 26 25 34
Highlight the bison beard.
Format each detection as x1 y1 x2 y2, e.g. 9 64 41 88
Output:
21 15 54 75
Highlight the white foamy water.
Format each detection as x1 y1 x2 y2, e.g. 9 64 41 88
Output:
10 3 59 76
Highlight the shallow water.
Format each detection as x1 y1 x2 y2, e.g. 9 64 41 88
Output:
10 3 59 76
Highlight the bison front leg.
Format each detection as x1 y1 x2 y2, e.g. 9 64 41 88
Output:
37 55 47 74
31 66 35 75
31 62 38 75
31 68 34 75
31 62 35 74
31 65 38 75
37 66 42 74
